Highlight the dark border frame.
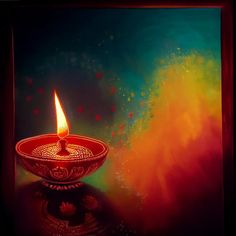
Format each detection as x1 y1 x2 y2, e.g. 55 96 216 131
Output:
0 0 234 234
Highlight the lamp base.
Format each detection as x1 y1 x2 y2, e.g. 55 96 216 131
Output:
42 181 83 190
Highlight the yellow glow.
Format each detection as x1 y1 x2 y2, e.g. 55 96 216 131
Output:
54 91 69 139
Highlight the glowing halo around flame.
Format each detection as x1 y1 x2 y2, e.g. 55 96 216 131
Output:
54 91 69 139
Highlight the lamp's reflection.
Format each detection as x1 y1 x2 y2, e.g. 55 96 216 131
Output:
15 181 126 236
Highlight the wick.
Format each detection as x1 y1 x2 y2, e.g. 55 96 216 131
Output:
57 139 70 156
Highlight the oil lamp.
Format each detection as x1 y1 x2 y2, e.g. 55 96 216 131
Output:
15 91 109 190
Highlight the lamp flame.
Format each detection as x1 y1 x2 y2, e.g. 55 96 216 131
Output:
54 91 69 139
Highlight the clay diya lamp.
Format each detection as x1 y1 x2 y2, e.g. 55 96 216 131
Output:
15 91 109 190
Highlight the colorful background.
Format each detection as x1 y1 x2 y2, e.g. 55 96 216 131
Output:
15 8 222 235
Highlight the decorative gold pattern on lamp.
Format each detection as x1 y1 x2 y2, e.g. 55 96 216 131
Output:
32 143 93 160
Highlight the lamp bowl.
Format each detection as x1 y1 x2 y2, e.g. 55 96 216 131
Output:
15 134 108 189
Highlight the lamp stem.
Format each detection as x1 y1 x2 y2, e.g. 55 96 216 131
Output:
57 139 70 156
